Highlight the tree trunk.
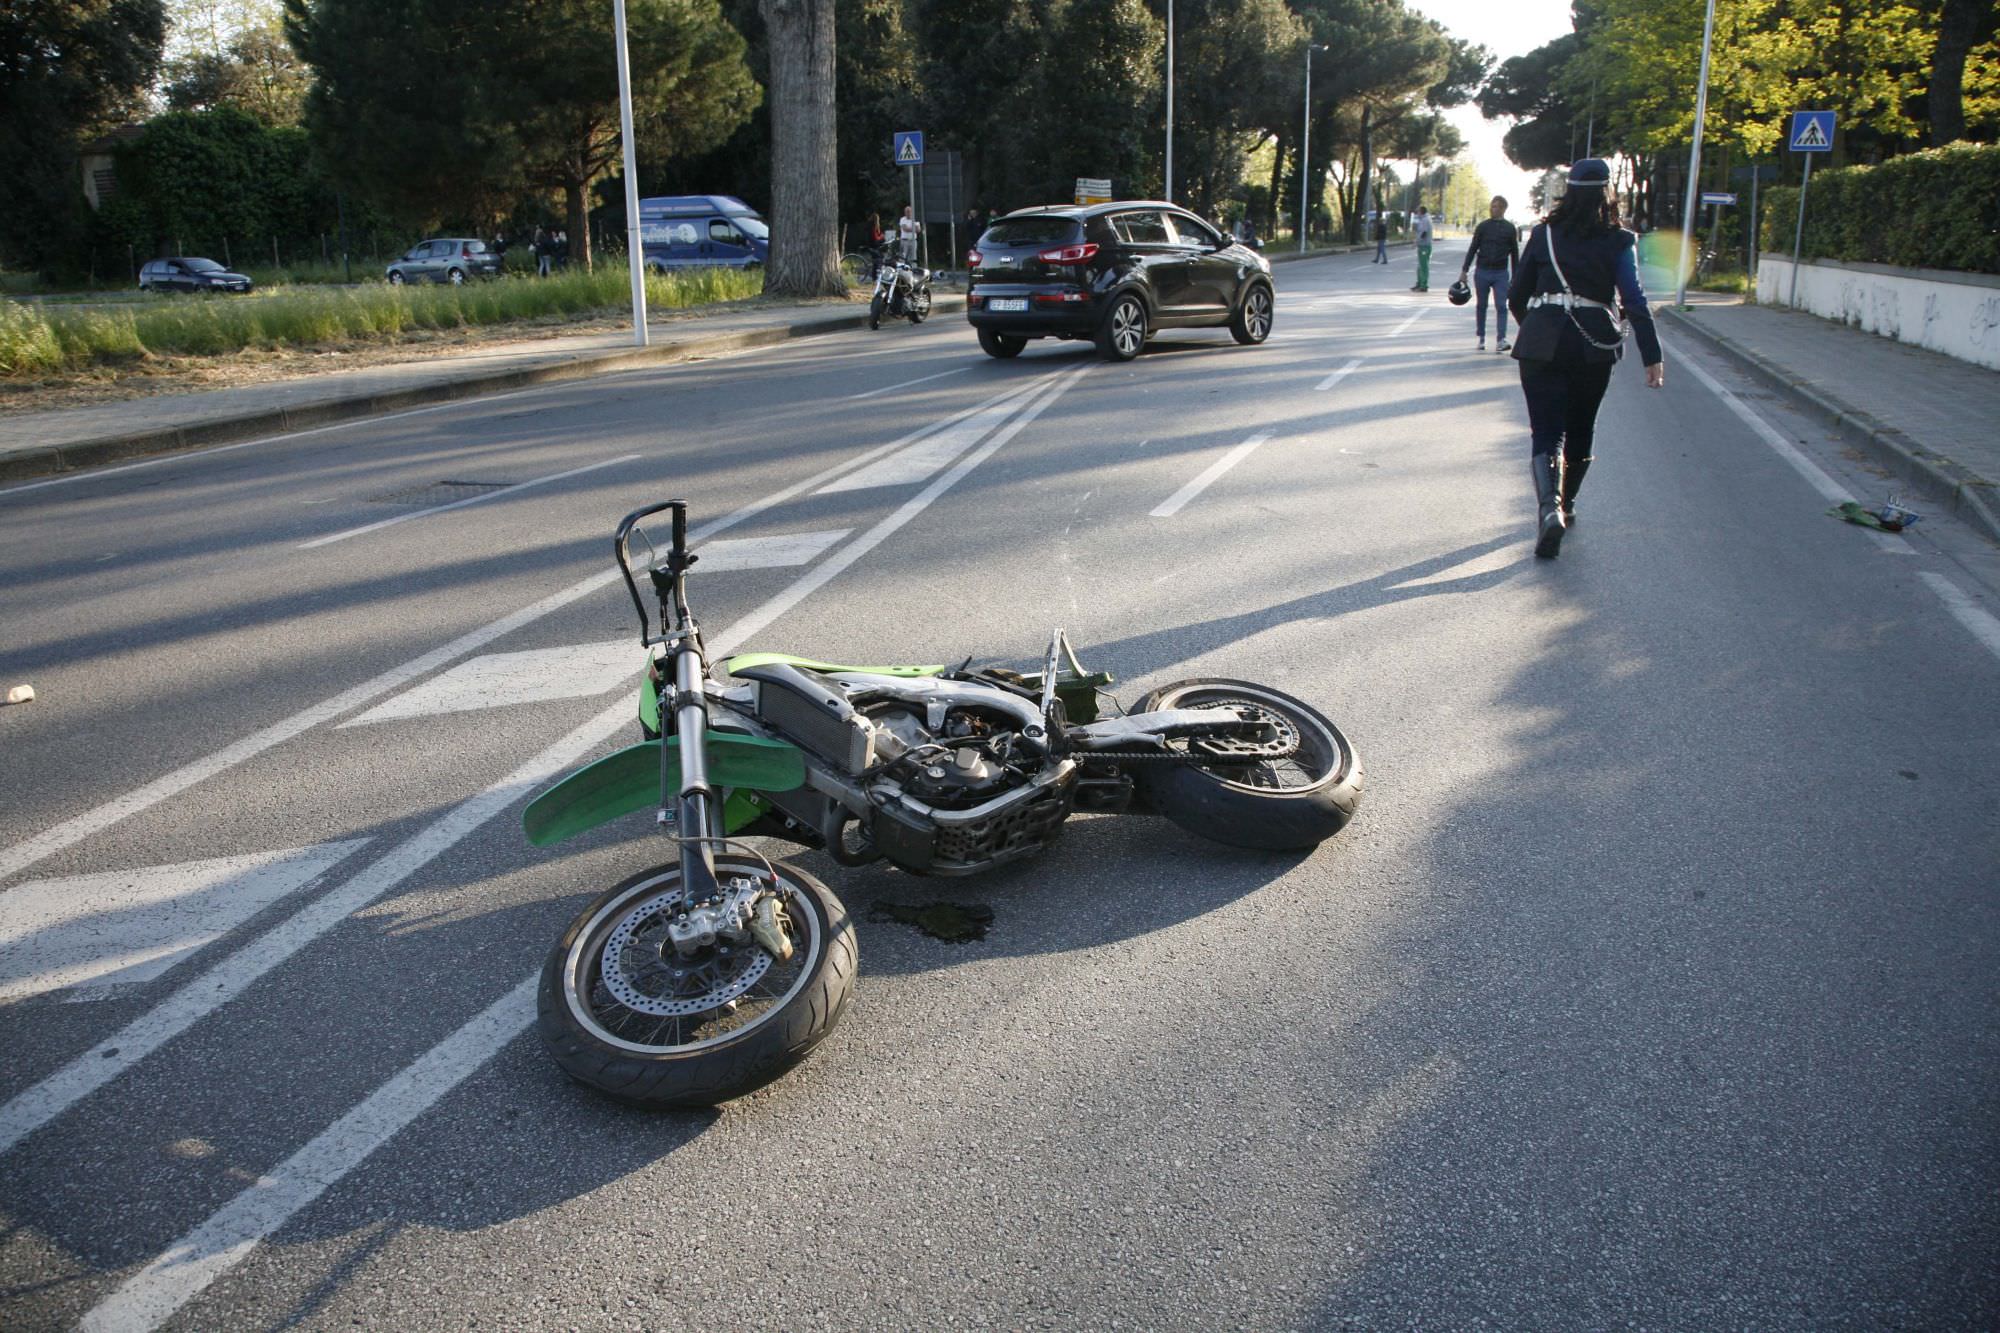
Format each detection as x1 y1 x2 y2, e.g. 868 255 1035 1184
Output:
1929 0 1984 146
1268 131 1287 236
760 0 843 297
565 180 591 271
1350 104 1373 245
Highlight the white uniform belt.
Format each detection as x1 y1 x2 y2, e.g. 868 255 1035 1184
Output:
1527 292 1616 312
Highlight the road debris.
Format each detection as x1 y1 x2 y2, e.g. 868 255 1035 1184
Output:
4 684 32 706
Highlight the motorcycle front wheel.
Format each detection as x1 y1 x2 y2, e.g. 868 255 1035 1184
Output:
1132 678 1362 850
537 855 856 1109
868 293 884 330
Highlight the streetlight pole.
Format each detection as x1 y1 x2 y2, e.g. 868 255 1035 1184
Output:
612 0 649 347
1164 0 1174 201
1673 0 1719 310
1300 43 1326 254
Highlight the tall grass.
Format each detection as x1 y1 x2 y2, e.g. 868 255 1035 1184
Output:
0 264 767 378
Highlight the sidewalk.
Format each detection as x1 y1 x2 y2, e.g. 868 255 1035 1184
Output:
1661 292 2000 543
0 293 964 484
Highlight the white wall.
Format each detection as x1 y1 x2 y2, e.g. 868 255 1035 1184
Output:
1757 255 2000 372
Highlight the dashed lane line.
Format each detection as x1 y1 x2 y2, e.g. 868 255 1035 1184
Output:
69 364 1093 1332
1150 432 1274 518
296 454 638 549
1315 358 1365 391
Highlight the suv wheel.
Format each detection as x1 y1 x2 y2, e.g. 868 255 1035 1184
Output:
978 329 1026 359
448 267 466 286
389 270 407 286
1230 282 1273 345
1098 293 1148 362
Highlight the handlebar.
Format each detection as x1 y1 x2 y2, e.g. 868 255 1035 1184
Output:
613 499 692 644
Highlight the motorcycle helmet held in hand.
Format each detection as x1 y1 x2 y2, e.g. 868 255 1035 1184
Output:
1447 277 1471 306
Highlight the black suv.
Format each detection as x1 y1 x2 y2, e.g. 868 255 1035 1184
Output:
967 202 1274 361
138 257 253 294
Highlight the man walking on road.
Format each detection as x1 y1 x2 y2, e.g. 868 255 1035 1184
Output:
1460 195 1520 352
1411 205 1433 291
1372 213 1388 263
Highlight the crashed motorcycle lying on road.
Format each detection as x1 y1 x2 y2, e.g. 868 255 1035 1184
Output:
524 501 1363 1108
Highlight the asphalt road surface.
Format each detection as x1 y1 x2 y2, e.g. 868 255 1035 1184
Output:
3 250 1996 1331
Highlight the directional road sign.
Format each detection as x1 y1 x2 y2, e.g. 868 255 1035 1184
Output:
893 130 925 166
1790 110 1834 153
1700 192 1737 206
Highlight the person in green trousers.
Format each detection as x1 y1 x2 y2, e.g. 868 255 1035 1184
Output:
1411 205 1433 291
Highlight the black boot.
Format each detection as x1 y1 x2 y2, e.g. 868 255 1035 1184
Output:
1562 454 1592 527
1532 452 1566 559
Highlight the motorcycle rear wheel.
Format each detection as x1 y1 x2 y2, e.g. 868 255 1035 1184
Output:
868 293 884 330
537 856 856 1109
1132 678 1362 850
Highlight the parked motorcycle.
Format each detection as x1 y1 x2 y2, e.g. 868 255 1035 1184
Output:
868 250 932 329
525 501 1363 1108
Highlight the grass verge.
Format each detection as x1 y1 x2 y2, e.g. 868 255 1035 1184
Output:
0 264 764 378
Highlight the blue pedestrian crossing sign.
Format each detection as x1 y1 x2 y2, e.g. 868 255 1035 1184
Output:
893 131 925 166
1790 110 1834 153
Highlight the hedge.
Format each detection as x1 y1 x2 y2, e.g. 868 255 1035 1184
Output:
1760 142 2000 275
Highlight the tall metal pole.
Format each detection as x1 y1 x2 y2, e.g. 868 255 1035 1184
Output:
612 0 649 346
1299 45 1314 254
1789 153 1814 308
1673 0 1719 310
1165 0 1174 201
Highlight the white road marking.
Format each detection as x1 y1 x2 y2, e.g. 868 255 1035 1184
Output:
297 454 638 549
66 364 1094 1332
1315 358 1365 391
0 388 552 499
1388 309 1427 337
0 400 1005 886
1151 432 1274 518
846 366 969 400
0 841 368 1004
338 640 636 727
1919 572 2000 663
78 975 538 1333
1676 351 1910 555
818 376 1050 494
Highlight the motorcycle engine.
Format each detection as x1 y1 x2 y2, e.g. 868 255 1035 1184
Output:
868 706 1015 809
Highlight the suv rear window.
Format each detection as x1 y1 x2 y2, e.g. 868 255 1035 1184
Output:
982 216 1081 246
463 240 486 253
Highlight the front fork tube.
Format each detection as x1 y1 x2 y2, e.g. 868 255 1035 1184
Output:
661 636 722 900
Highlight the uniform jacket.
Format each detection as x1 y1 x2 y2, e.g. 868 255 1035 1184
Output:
1508 222 1662 366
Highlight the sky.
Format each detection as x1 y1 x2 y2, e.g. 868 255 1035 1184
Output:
1403 0 1579 217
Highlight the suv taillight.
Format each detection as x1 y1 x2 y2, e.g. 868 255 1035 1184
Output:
1037 242 1099 264
462 243 475 255
967 249 982 268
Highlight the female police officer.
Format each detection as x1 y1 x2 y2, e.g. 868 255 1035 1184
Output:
1507 158 1665 558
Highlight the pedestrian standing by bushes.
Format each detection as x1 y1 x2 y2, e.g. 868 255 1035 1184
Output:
1460 196 1519 352
897 205 919 263
534 227 551 278
1506 158 1665 559
1410 205 1433 291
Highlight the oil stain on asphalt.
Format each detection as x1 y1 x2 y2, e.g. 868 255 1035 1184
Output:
867 898 995 943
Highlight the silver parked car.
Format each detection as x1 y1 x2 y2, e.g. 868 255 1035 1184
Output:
385 238 501 286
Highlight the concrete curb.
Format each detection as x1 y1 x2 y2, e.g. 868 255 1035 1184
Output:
0 296 967 486
1662 304 2000 546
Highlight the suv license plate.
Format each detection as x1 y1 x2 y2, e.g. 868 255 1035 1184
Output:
988 298 1028 312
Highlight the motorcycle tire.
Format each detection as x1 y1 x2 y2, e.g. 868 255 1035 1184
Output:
869 293 884 331
537 855 857 1109
909 289 930 324
1131 678 1362 850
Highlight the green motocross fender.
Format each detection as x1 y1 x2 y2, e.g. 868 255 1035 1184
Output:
522 732 807 848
